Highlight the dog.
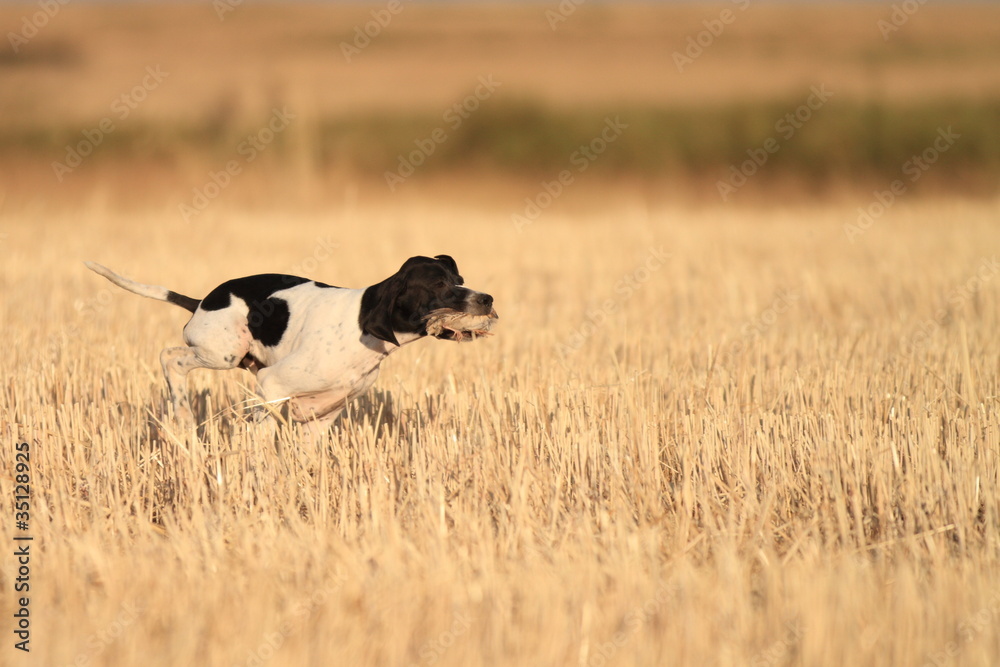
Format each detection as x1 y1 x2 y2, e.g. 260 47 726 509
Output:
85 255 497 428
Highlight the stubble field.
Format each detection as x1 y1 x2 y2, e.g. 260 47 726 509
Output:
2 194 1000 666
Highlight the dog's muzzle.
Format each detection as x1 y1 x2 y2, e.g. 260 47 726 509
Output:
466 291 494 317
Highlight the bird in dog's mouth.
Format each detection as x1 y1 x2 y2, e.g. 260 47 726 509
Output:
424 307 499 342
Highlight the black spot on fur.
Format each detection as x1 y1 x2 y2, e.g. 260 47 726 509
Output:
248 297 291 347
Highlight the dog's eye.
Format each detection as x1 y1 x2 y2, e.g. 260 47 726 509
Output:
435 280 448 289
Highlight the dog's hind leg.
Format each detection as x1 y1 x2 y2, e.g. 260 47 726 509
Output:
159 346 241 424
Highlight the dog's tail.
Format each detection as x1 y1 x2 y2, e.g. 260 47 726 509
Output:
85 261 200 313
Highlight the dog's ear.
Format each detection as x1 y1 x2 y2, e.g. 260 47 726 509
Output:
434 254 463 284
359 275 403 346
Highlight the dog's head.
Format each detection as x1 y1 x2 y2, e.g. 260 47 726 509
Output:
359 255 495 346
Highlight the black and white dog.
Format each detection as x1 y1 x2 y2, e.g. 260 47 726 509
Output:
86 255 496 428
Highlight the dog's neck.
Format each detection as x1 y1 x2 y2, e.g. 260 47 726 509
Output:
361 330 426 355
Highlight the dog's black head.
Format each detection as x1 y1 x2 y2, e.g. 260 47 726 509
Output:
359 255 494 346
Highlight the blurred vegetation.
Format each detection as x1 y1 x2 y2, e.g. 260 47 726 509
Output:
6 97 1000 192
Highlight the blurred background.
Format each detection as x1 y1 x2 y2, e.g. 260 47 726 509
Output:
2 0 998 216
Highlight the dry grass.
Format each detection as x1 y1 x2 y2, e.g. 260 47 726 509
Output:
2 193 1000 666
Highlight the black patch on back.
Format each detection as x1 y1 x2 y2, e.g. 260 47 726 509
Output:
200 274 342 347
201 274 313 312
